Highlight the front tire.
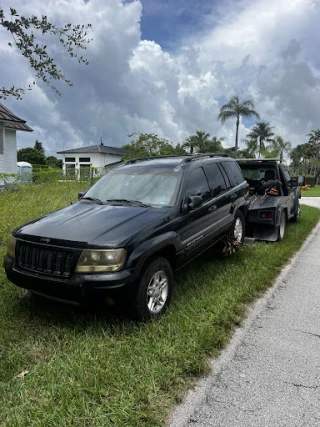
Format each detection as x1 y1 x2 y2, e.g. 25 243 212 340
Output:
129 257 173 321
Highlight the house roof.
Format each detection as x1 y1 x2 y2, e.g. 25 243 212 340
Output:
0 102 33 132
57 145 126 156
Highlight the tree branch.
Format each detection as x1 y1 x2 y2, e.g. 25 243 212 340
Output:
0 7 92 99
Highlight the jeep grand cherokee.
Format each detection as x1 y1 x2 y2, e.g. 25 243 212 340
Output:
4 154 249 320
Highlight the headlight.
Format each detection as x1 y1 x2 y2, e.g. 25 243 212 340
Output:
75 249 126 273
7 235 17 259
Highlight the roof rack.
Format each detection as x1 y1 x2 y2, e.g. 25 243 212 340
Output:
236 158 280 162
123 153 230 166
180 153 230 164
123 155 182 165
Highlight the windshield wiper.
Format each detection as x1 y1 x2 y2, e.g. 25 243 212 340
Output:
106 199 151 207
81 196 104 205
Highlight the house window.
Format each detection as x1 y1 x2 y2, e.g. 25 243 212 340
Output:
65 157 76 162
79 157 90 163
80 164 90 181
66 164 75 178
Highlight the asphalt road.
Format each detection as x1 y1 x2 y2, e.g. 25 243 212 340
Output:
169 198 320 427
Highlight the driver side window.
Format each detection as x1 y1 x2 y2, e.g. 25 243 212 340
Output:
185 168 210 201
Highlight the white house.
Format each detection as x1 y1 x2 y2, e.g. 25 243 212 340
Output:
0 103 33 178
57 143 125 178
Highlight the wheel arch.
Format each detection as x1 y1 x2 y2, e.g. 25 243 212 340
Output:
140 245 177 272
126 234 179 277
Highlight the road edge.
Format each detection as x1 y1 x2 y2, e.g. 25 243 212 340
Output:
168 219 320 427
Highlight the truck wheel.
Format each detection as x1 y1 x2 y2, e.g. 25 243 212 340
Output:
277 211 286 241
291 202 301 223
232 210 245 244
130 257 173 321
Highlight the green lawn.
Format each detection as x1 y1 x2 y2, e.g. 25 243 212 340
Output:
0 183 319 426
301 185 320 197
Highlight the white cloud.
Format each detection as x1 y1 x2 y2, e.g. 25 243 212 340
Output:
1 0 320 156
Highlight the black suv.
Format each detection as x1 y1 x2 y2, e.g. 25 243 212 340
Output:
4 154 249 320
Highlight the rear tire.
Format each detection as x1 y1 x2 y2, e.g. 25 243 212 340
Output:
129 257 173 321
291 202 301 223
277 211 286 241
231 210 245 244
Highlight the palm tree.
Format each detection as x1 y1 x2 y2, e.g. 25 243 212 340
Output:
218 95 260 157
182 135 197 154
192 130 211 152
182 130 211 154
268 136 292 163
242 138 257 158
246 121 275 158
200 136 225 153
307 129 320 143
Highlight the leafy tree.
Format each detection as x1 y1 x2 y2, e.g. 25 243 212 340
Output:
0 7 91 99
122 133 177 159
290 144 307 169
18 147 47 165
218 95 260 157
46 156 62 168
34 140 44 154
290 140 320 177
306 129 320 158
267 136 291 163
246 121 275 158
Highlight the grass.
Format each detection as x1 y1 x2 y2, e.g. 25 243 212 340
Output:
301 185 320 197
0 182 319 426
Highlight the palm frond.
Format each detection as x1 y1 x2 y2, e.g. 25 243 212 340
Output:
218 110 237 122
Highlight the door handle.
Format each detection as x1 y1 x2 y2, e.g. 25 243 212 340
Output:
208 205 217 212
230 194 237 200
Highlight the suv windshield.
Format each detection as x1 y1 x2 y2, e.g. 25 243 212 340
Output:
83 167 181 207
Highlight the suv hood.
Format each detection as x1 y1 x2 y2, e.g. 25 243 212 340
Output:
16 202 168 246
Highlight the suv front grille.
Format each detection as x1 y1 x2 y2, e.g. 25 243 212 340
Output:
16 241 78 278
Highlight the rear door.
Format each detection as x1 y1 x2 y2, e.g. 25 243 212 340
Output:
219 160 246 216
203 161 232 233
177 166 221 257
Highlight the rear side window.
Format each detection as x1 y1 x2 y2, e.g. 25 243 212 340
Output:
221 161 244 187
204 163 227 197
185 167 210 201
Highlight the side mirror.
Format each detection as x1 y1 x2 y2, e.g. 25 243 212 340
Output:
78 191 86 200
182 195 203 212
297 176 305 186
291 178 298 187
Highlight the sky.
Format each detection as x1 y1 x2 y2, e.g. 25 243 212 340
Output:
1 0 320 157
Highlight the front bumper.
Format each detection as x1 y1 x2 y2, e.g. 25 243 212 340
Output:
4 255 135 304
